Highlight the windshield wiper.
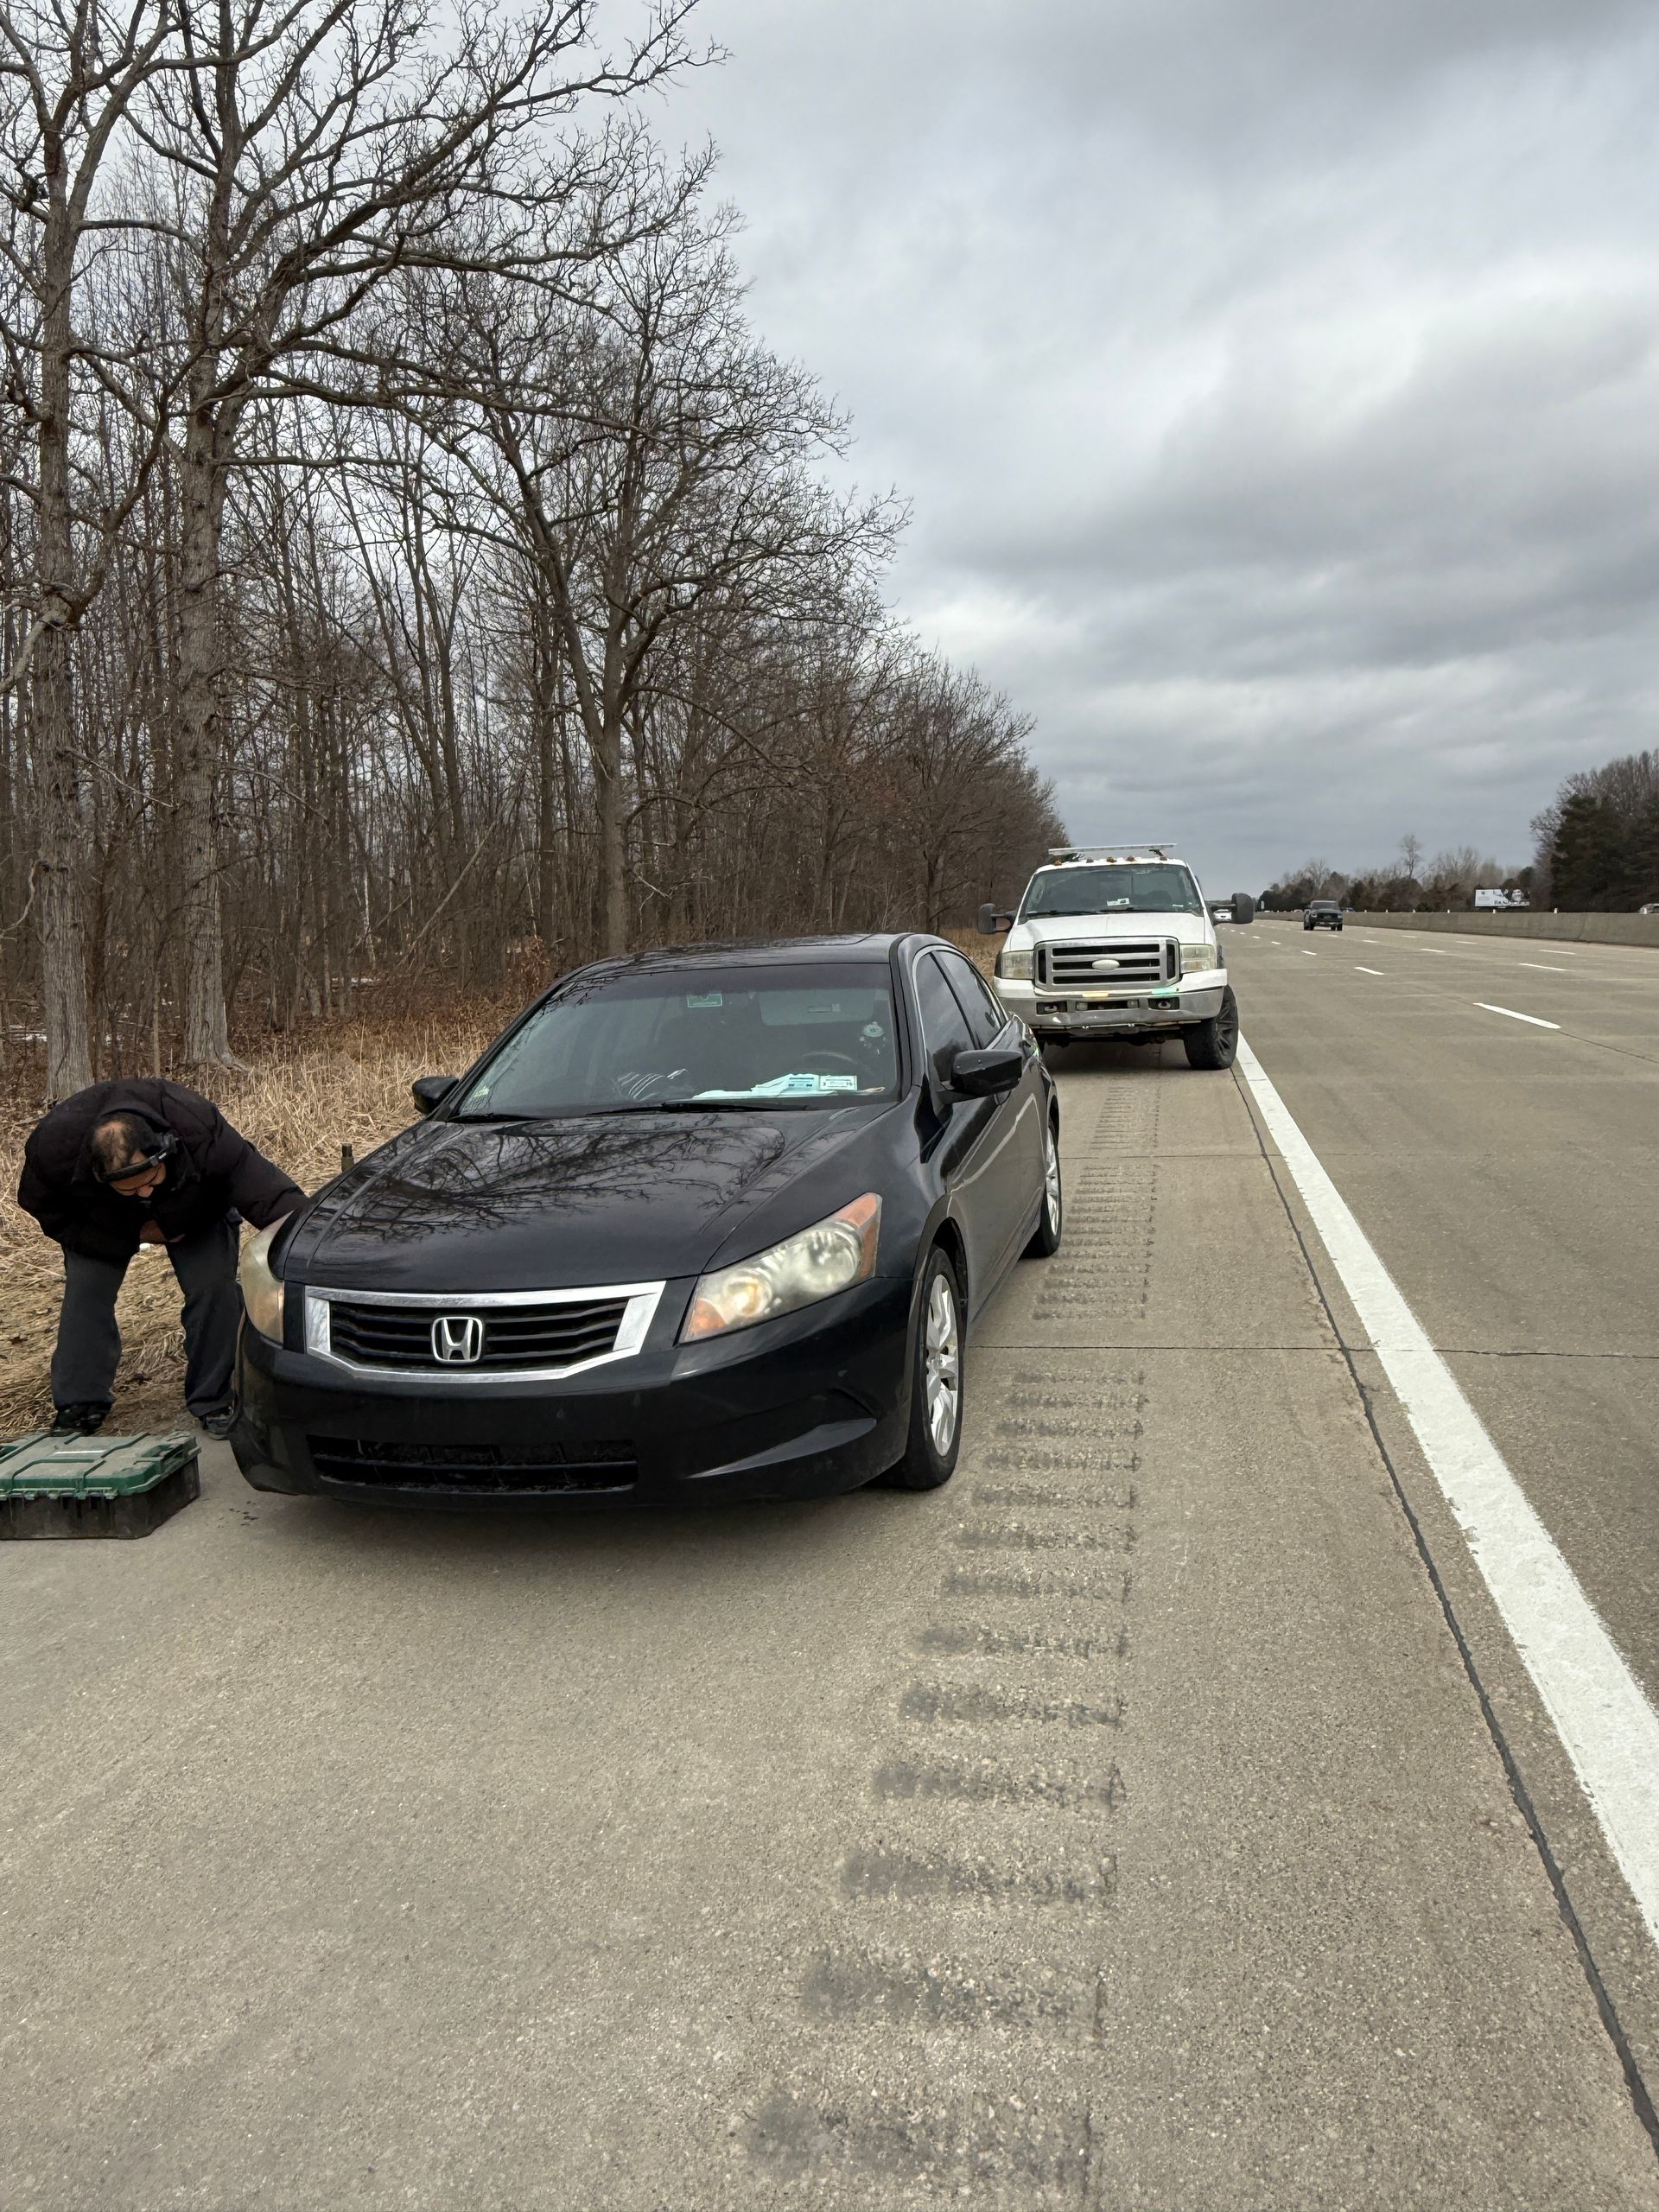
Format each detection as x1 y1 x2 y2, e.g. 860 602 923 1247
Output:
599 1096 825 1113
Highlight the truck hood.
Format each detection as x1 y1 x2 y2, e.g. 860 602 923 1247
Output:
1011 910 1205 946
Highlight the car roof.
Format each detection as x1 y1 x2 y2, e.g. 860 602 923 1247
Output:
569 933 910 980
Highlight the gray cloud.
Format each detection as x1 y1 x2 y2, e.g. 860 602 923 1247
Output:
664 0 1659 889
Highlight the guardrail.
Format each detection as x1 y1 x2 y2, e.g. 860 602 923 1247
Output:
1344 911 1659 948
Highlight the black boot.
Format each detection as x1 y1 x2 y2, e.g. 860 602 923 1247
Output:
51 1402 109 1436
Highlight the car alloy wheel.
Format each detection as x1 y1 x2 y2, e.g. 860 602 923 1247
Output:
925 1271 961 1455
886 1247 965 1491
1025 1116 1064 1256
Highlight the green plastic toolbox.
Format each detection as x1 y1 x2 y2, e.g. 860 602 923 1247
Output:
0 1431 200 1540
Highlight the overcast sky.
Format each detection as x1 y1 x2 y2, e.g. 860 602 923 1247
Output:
661 0 1659 893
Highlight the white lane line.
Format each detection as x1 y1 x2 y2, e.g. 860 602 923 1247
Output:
1476 1002 1560 1030
1421 948 1451 956
1236 1036 1659 1948
1302 950 1318 957
1519 962 1568 973
1355 966 1384 976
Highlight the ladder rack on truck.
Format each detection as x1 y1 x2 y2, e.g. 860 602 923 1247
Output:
1046 844 1177 864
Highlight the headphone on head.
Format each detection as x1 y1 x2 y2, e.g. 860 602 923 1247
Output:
92 1127 179 1185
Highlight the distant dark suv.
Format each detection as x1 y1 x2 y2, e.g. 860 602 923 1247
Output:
1304 901 1344 932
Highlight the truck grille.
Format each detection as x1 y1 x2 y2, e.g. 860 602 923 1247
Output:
1038 938 1173 991
326 1295 630 1374
308 1435 637 1494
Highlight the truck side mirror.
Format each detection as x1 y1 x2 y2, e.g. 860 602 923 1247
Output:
977 903 1015 934
1230 893 1255 925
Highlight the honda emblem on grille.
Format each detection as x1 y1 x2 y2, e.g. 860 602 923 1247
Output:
431 1313 485 1364
1090 957 1122 970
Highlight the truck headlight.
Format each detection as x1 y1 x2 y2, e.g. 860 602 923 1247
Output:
995 947 1033 982
683 1194 880 1341
1178 944 1218 974
238 1217 286 1342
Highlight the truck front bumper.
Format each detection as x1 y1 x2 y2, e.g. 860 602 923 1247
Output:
996 979 1224 1034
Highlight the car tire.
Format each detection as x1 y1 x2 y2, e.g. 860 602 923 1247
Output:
1024 1114 1063 1257
1183 986 1239 1071
885 1246 964 1491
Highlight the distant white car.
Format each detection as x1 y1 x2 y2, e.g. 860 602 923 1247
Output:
1640 901 1659 915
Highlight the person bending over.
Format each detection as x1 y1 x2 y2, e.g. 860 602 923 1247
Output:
17 1078 305 1439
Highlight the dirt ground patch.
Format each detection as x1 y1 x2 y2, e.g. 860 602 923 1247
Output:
1 1005 504 1441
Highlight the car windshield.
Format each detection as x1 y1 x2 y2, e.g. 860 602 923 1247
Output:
454 963 900 1118
1020 864 1204 918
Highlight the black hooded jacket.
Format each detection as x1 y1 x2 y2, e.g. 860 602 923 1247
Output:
18 1078 305 1264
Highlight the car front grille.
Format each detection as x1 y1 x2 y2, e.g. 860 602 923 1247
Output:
326 1296 630 1374
308 1435 637 1494
1038 937 1174 990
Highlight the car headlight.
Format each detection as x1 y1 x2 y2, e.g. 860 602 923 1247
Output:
995 947 1033 982
238 1217 286 1342
683 1194 881 1342
1178 944 1218 974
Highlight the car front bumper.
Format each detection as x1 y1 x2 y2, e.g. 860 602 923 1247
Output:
231 1274 912 1509
995 978 1225 1033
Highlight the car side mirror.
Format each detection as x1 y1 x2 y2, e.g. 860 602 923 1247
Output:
1230 893 1255 925
977 903 1016 934
949 1044 1024 1097
410 1074 458 1116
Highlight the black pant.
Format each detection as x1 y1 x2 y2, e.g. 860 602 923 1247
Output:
51 1218 240 1416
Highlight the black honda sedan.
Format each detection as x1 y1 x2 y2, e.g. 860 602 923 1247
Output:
231 936 1061 1508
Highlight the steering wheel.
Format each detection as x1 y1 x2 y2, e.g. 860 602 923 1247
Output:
791 1051 861 1076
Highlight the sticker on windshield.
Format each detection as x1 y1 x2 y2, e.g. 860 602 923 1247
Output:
693 1072 861 1099
685 992 723 1009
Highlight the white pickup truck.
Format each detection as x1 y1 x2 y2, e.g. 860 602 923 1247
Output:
979 843 1255 1070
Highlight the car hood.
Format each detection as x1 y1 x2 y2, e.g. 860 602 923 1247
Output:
282 1108 885 1293
1011 910 1205 945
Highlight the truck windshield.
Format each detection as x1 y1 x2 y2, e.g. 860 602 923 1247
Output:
1020 865 1203 918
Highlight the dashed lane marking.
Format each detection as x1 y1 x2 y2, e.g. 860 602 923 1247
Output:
1355 966 1384 976
1475 1002 1560 1030
1519 962 1569 972
1236 1034 1659 1949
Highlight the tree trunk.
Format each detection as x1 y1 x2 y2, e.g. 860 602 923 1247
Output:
175 372 237 1065
34 162 92 1099
595 613 629 957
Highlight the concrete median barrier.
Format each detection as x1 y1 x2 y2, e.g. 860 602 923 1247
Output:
1349 910 1659 947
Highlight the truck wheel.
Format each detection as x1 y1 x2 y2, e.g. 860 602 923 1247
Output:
885 1247 964 1491
1183 988 1239 1071
1024 1115 1063 1257
1039 1037 1069 1063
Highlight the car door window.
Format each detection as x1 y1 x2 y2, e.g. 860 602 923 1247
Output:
913 952 976 1083
938 952 1008 1048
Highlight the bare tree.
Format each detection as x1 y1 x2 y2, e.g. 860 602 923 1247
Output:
0 0 184 1094
136 0 699 1061
418 180 899 954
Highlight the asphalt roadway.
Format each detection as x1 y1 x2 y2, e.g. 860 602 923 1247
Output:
4 941 1659 2209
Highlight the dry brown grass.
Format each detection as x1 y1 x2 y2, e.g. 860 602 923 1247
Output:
0 999 508 1440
